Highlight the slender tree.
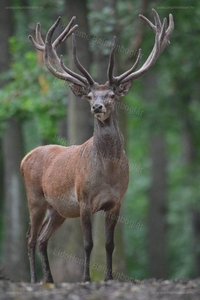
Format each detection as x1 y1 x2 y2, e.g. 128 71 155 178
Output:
49 0 93 282
89 0 126 280
0 0 28 281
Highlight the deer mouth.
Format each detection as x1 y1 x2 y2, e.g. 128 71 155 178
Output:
94 112 109 122
95 112 104 117
92 106 107 121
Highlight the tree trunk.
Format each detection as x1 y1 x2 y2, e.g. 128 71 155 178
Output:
148 134 167 278
0 0 28 281
2 118 28 281
89 0 126 280
66 1 93 144
181 113 200 277
143 72 167 278
191 208 200 276
0 0 12 78
0 139 4 281
49 0 93 282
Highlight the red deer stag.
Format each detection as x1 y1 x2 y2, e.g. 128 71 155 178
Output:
21 9 174 283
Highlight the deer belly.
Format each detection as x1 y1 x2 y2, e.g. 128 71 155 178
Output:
44 190 80 218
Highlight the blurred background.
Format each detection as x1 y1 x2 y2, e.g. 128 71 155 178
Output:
0 0 200 283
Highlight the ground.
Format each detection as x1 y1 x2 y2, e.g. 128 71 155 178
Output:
1 279 200 300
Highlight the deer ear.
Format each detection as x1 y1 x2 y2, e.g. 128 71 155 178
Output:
69 84 89 99
115 81 132 97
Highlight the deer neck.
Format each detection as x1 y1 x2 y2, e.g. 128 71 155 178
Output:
93 109 124 161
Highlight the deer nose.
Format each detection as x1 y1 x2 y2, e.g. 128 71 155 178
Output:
92 103 103 113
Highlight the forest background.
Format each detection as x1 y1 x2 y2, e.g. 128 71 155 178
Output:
0 0 200 283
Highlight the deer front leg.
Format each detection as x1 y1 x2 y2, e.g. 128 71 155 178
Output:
104 205 120 281
80 203 93 282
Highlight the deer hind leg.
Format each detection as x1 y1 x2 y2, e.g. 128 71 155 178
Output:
104 204 121 281
26 198 47 283
80 203 93 282
37 207 65 283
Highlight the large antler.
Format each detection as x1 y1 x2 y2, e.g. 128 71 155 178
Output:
108 9 174 85
29 17 95 87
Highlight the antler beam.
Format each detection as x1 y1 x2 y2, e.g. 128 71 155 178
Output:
107 9 174 85
29 16 95 87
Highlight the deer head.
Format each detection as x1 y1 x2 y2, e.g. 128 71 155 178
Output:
29 9 174 123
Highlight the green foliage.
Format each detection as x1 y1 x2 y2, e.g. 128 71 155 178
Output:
0 36 67 140
123 0 200 280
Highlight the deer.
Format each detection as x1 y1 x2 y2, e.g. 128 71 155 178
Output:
21 9 174 283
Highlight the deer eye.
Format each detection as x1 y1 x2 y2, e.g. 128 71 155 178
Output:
110 93 115 99
87 94 92 101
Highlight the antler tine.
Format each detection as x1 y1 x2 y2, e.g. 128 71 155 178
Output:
43 18 84 86
139 9 162 34
116 9 174 84
44 16 65 73
29 17 61 53
60 55 88 85
141 11 173 68
28 23 44 51
140 19 165 70
152 8 162 29
72 33 95 86
53 16 77 46
160 18 168 43
115 49 142 83
35 23 45 47
44 50 86 86
46 16 62 38
166 14 174 39
29 16 88 87
107 36 117 85
45 16 61 51
139 13 155 32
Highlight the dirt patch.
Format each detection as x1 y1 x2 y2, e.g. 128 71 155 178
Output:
1 279 200 300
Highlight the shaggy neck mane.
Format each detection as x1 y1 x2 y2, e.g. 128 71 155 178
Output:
93 109 124 161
